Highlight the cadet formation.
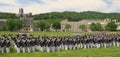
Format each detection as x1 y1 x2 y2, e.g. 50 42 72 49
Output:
0 33 120 54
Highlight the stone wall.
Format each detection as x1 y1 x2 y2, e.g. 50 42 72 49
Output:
60 19 110 32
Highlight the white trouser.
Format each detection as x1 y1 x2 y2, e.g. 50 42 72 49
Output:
80 44 83 48
6 47 10 53
117 42 120 47
38 46 41 52
104 43 107 48
56 46 60 52
46 46 50 52
14 45 17 50
90 43 94 48
77 44 80 49
1 47 4 54
27 47 31 53
40 47 43 52
52 46 55 52
43 46 46 52
84 44 86 49
97 44 100 48
61 44 64 49
31 46 35 52
22 47 25 53
87 44 90 48
36 45 39 50
72 45 76 50
113 41 116 46
75 44 78 49
16 47 20 53
65 45 68 50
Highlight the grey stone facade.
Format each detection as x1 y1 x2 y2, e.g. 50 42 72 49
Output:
60 19 111 32
16 8 34 32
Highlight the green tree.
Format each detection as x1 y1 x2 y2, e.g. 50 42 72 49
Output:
4 19 23 31
36 20 45 31
90 23 103 31
105 21 118 31
44 22 50 30
65 24 71 31
46 19 61 31
79 25 86 31
52 19 61 30
90 23 96 31
96 23 103 31
36 20 51 31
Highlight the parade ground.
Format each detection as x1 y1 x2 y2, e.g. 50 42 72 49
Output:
0 31 73 37
0 31 120 57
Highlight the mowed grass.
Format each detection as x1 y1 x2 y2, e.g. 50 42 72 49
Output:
0 47 120 57
30 31 73 37
0 31 73 37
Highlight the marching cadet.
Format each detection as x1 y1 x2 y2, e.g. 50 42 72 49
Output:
36 36 42 52
46 38 50 52
68 38 73 50
83 37 87 49
35 37 40 52
5 38 11 53
15 37 21 53
72 38 76 50
64 38 68 50
31 38 36 52
0 38 1 53
51 38 55 52
42 37 46 52
76 37 80 49
117 37 120 47
96 38 100 48
26 38 31 53
80 38 84 48
87 37 90 48
0 36 5 54
40 38 44 52
21 38 26 53
55 38 61 52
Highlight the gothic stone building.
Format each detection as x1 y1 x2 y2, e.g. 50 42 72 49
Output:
16 8 34 32
60 19 111 32
0 8 34 32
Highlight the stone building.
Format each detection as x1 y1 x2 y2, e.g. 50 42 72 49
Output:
0 8 34 32
16 8 34 32
60 18 111 32
0 19 6 30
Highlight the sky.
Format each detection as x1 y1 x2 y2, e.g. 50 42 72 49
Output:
0 0 120 14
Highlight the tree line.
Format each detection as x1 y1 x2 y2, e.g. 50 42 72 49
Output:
0 11 120 21
2 19 118 31
33 11 120 21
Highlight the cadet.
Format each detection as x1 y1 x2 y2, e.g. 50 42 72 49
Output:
5 38 11 53
0 37 5 54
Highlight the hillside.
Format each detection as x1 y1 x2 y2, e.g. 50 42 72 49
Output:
33 11 120 21
0 11 120 21
0 12 17 19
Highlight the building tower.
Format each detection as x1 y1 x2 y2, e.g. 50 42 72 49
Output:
17 8 34 32
19 8 23 15
18 8 24 20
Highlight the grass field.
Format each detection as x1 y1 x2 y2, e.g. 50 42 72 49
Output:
0 47 120 57
0 31 119 37
0 31 73 37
